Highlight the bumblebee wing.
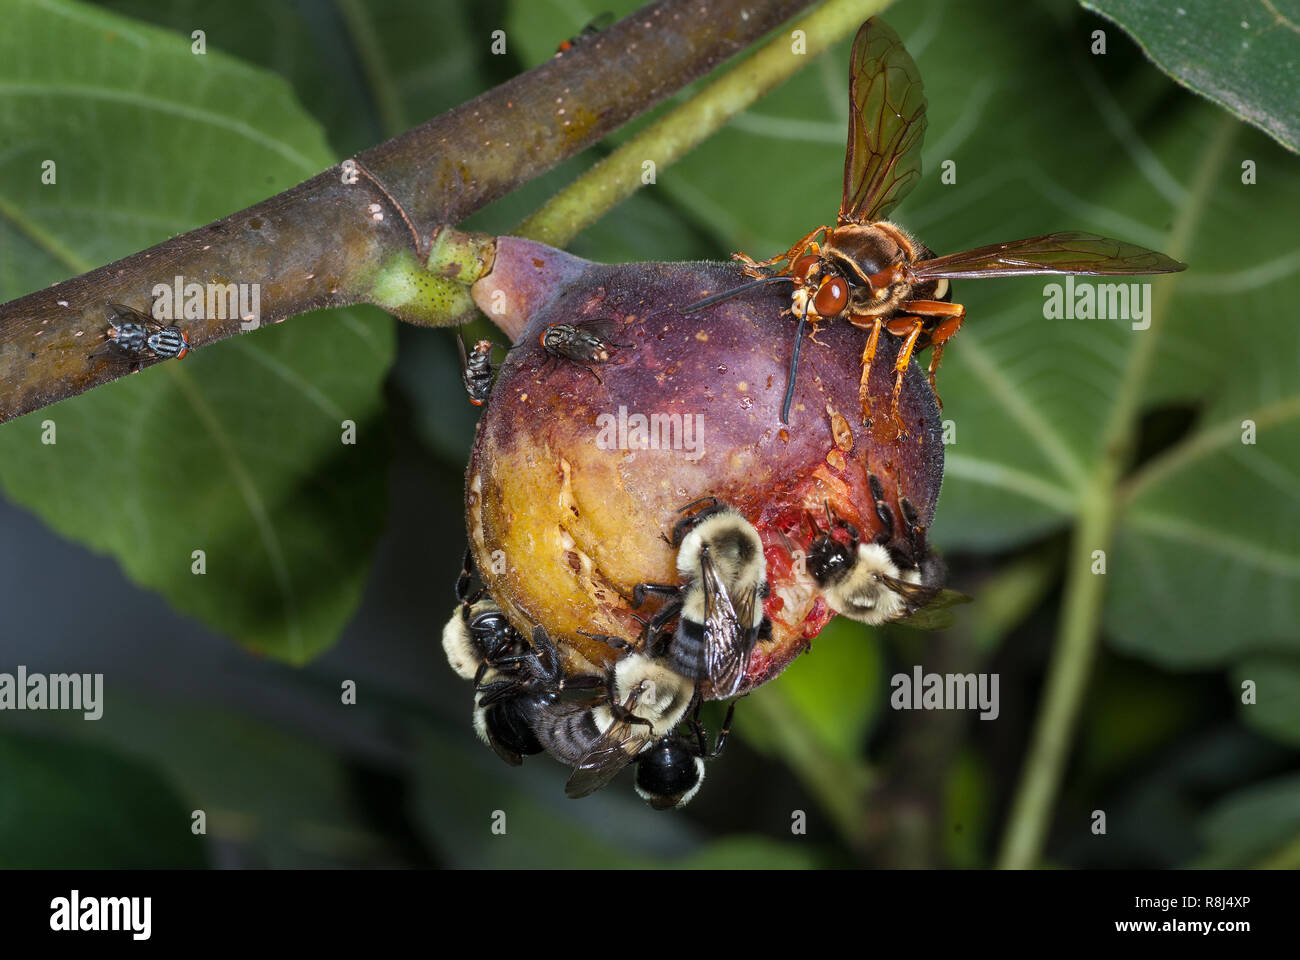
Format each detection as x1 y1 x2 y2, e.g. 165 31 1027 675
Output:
839 18 928 225
564 716 645 799
699 552 749 698
884 583 973 631
910 232 1186 279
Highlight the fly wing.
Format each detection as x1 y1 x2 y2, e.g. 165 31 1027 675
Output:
910 232 1186 279
839 18 928 225
106 302 163 331
699 552 750 699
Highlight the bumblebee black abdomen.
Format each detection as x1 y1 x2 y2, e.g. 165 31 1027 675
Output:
530 701 601 765
669 619 708 681
634 739 704 810
485 700 545 759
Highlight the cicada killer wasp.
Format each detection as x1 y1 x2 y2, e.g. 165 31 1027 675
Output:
684 18 1186 430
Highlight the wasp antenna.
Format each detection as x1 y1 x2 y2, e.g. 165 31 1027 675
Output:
780 308 808 424
681 275 795 314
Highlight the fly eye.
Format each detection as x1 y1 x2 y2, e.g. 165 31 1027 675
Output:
814 276 849 317
791 254 820 282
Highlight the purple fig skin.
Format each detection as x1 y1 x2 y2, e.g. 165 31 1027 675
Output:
467 238 944 696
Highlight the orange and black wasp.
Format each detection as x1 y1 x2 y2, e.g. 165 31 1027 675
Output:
684 18 1186 429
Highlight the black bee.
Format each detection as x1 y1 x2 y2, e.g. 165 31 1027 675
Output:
805 479 965 629
472 624 575 767
634 701 735 810
441 548 529 684
442 549 599 766
529 650 695 801
536 319 631 384
633 498 771 698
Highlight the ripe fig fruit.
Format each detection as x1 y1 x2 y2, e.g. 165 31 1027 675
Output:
466 238 944 697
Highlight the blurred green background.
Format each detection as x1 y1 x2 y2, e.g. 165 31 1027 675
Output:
0 0 1296 868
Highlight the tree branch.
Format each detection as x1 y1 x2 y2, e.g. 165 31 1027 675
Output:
0 0 816 424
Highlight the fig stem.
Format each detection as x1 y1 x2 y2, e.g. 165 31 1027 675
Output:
515 0 891 248
995 115 1234 870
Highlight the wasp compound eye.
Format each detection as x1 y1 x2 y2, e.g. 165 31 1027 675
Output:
814 276 849 317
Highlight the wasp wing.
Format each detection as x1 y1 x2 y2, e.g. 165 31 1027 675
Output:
910 232 1186 279
699 551 752 699
564 714 649 799
839 18 928 226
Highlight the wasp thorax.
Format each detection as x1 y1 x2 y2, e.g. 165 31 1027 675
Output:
822 223 916 317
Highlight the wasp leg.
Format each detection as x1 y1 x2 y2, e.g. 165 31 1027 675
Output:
733 226 828 278
897 299 965 401
885 317 927 437
849 316 884 427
